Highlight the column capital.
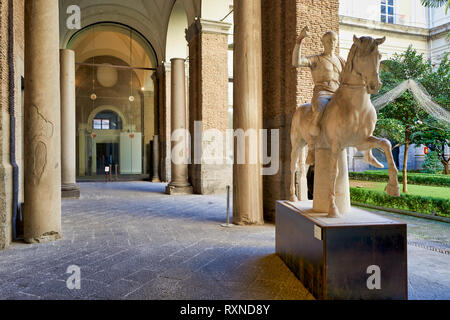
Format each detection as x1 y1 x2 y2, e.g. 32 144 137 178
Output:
185 18 232 43
157 61 172 75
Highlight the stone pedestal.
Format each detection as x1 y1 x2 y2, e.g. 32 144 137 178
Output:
166 58 193 195
60 49 80 199
233 0 264 224
23 0 62 243
151 135 161 182
276 201 408 300
313 149 350 214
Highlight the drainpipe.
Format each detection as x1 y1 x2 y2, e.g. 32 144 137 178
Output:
8 0 21 240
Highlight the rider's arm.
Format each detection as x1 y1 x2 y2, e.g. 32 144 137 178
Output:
292 40 311 68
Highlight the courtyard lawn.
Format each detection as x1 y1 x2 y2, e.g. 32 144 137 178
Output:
349 180 450 200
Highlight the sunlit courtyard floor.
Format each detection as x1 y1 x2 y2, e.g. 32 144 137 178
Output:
0 182 448 300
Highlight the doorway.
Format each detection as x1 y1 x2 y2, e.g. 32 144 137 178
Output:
96 143 119 175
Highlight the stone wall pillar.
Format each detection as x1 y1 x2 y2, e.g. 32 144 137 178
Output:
261 0 340 221
23 0 61 243
151 135 161 182
186 19 232 195
60 49 80 199
157 62 171 182
166 58 193 195
233 0 264 225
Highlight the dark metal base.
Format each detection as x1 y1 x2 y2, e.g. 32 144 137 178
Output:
276 201 407 300
62 184 81 199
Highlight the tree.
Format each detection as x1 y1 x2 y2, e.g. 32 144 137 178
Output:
373 47 431 193
422 150 444 173
415 120 450 174
417 54 450 174
421 0 450 14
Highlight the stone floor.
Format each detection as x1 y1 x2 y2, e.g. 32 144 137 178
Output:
0 182 448 300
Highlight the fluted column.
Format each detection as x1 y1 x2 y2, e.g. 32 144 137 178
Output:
166 58 193 195
23 0 62 243
60 49 80 199
152 135 161 182
233 0 264 225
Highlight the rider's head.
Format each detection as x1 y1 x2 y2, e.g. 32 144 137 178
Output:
322 31 338 54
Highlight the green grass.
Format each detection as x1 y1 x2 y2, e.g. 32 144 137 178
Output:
350 180 450 200
350 187 450 217
349 170 450 187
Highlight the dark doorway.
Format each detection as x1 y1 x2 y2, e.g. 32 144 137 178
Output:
96 143 119 175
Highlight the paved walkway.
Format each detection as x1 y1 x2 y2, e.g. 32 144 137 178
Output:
0 182 448 300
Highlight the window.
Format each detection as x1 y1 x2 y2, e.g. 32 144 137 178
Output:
381 0 394 24
93 110 122 130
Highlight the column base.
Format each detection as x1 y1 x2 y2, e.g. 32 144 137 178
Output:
152 177 161 183
166 185 193 195
62 183 81 199
24 231 62 244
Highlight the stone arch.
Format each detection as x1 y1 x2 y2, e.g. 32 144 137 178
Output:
88 105 127 130
166 0 189 61
59 1 165 62
66 23 158 69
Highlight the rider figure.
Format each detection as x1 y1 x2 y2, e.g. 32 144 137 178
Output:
292 26 346 164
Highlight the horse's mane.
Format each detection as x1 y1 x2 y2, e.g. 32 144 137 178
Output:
340 37 379 83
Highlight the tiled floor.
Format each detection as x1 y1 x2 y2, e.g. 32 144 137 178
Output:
0 182 448 300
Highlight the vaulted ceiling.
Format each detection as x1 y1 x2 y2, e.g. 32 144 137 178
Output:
59 0 201 63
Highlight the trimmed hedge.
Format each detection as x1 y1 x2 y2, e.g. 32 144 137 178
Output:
350 187 450 218
349 170 450 187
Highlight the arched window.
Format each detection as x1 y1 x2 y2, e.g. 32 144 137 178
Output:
93 110 122 130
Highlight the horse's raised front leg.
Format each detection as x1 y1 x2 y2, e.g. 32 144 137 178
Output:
359 136 400 197
328 145 341 217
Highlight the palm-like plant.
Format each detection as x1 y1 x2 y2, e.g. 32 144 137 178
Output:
421 0 450 14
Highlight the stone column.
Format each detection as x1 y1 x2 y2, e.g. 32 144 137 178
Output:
166 58 193 195
233 0 264 225
23 0 62 243
186 19 232 195
60 49 80 199
151 135 161 182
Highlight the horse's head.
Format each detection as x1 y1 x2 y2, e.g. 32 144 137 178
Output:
349 35 386 94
